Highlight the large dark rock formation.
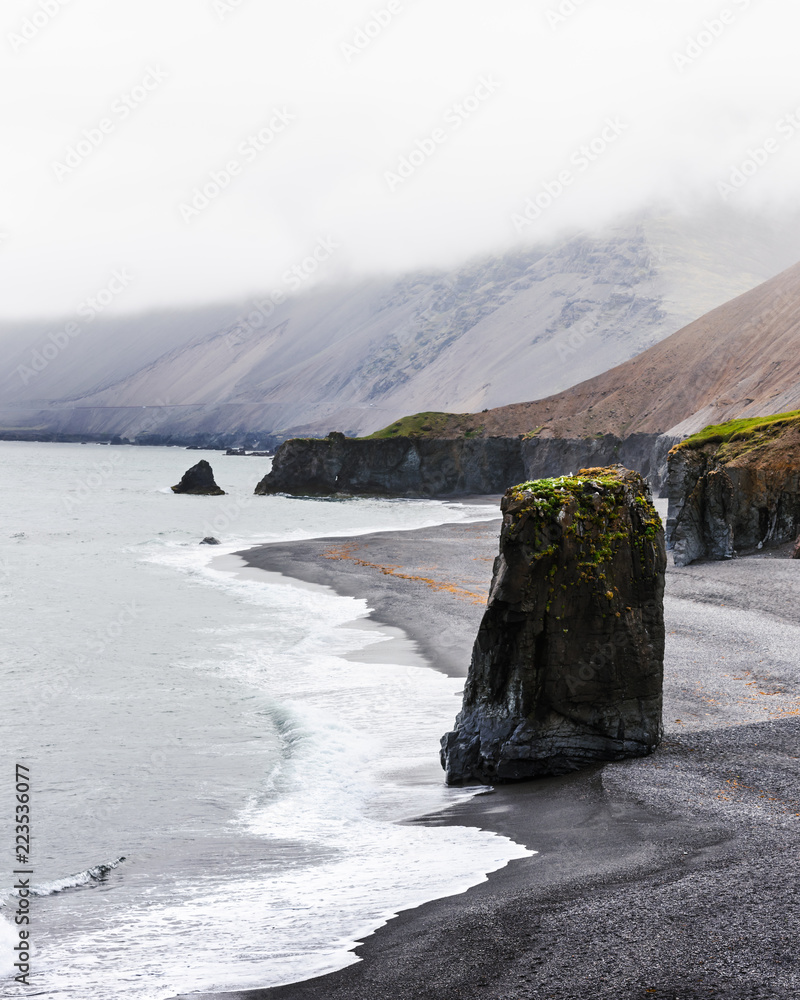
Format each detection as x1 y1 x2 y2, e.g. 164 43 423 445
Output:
171 460 226 495
440 467 665 784
666 413 800 566
254 431 673 497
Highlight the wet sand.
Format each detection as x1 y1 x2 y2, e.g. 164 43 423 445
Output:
175 518 800 1000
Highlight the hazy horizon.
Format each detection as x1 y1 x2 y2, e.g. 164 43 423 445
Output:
3 0 800 320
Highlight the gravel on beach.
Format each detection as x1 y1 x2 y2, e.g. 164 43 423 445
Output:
175 518 800 1000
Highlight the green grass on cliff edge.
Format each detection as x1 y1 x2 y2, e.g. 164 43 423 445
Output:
361 411 479 439
673 409 800 451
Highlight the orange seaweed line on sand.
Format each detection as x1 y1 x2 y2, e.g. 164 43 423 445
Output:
713 777 800 816
321 544 487 605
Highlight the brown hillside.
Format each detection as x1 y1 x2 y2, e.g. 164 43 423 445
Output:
468 259 800 440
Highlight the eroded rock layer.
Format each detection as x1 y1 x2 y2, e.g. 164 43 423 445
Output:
441 467 665 783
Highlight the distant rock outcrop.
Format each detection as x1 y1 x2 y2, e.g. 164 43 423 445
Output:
200 536 221 545
440 467 665 784
254 430 671 497
666 412 800 566
171 460 225 496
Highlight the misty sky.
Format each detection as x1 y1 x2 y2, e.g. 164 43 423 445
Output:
2 0 800 319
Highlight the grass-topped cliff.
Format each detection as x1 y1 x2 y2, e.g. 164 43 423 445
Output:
666 409 800 565
360 411 481 439
670 409 800 469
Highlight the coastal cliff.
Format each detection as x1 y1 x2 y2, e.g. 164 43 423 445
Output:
254 429 674 497
441 468 666 783
666 411 800 566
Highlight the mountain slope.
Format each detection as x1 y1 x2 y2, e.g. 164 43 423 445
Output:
441 259 800 440
2 206 799 443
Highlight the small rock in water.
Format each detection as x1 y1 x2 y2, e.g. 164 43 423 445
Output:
200 536 221 545
171 460 226 496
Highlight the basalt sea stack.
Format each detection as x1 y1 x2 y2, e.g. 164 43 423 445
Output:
441 467 665 784
171 460 226 496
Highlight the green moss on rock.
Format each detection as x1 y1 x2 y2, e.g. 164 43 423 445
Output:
502 467 664 617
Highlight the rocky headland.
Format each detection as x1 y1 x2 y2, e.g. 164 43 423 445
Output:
254 429 672 497
441 468 665 783
666 411 800 566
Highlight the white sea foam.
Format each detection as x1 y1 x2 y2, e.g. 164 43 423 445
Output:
0 916 17 980
0 443 524 1000
125 524 534 997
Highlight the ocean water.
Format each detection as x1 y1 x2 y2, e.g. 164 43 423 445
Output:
0 442 530 999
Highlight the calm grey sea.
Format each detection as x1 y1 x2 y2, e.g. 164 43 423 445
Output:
0 442 529 999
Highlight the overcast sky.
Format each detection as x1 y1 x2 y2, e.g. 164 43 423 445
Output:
2 0 800 319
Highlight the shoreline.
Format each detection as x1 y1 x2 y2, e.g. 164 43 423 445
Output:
232 518 503 677
175 520 800 1000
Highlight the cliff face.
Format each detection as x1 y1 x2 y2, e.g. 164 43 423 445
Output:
666 413 800 566
440 468 665 783
254 434 525 496
255 432 675 497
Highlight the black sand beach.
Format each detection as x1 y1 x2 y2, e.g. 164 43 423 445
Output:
176 516 800 1000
